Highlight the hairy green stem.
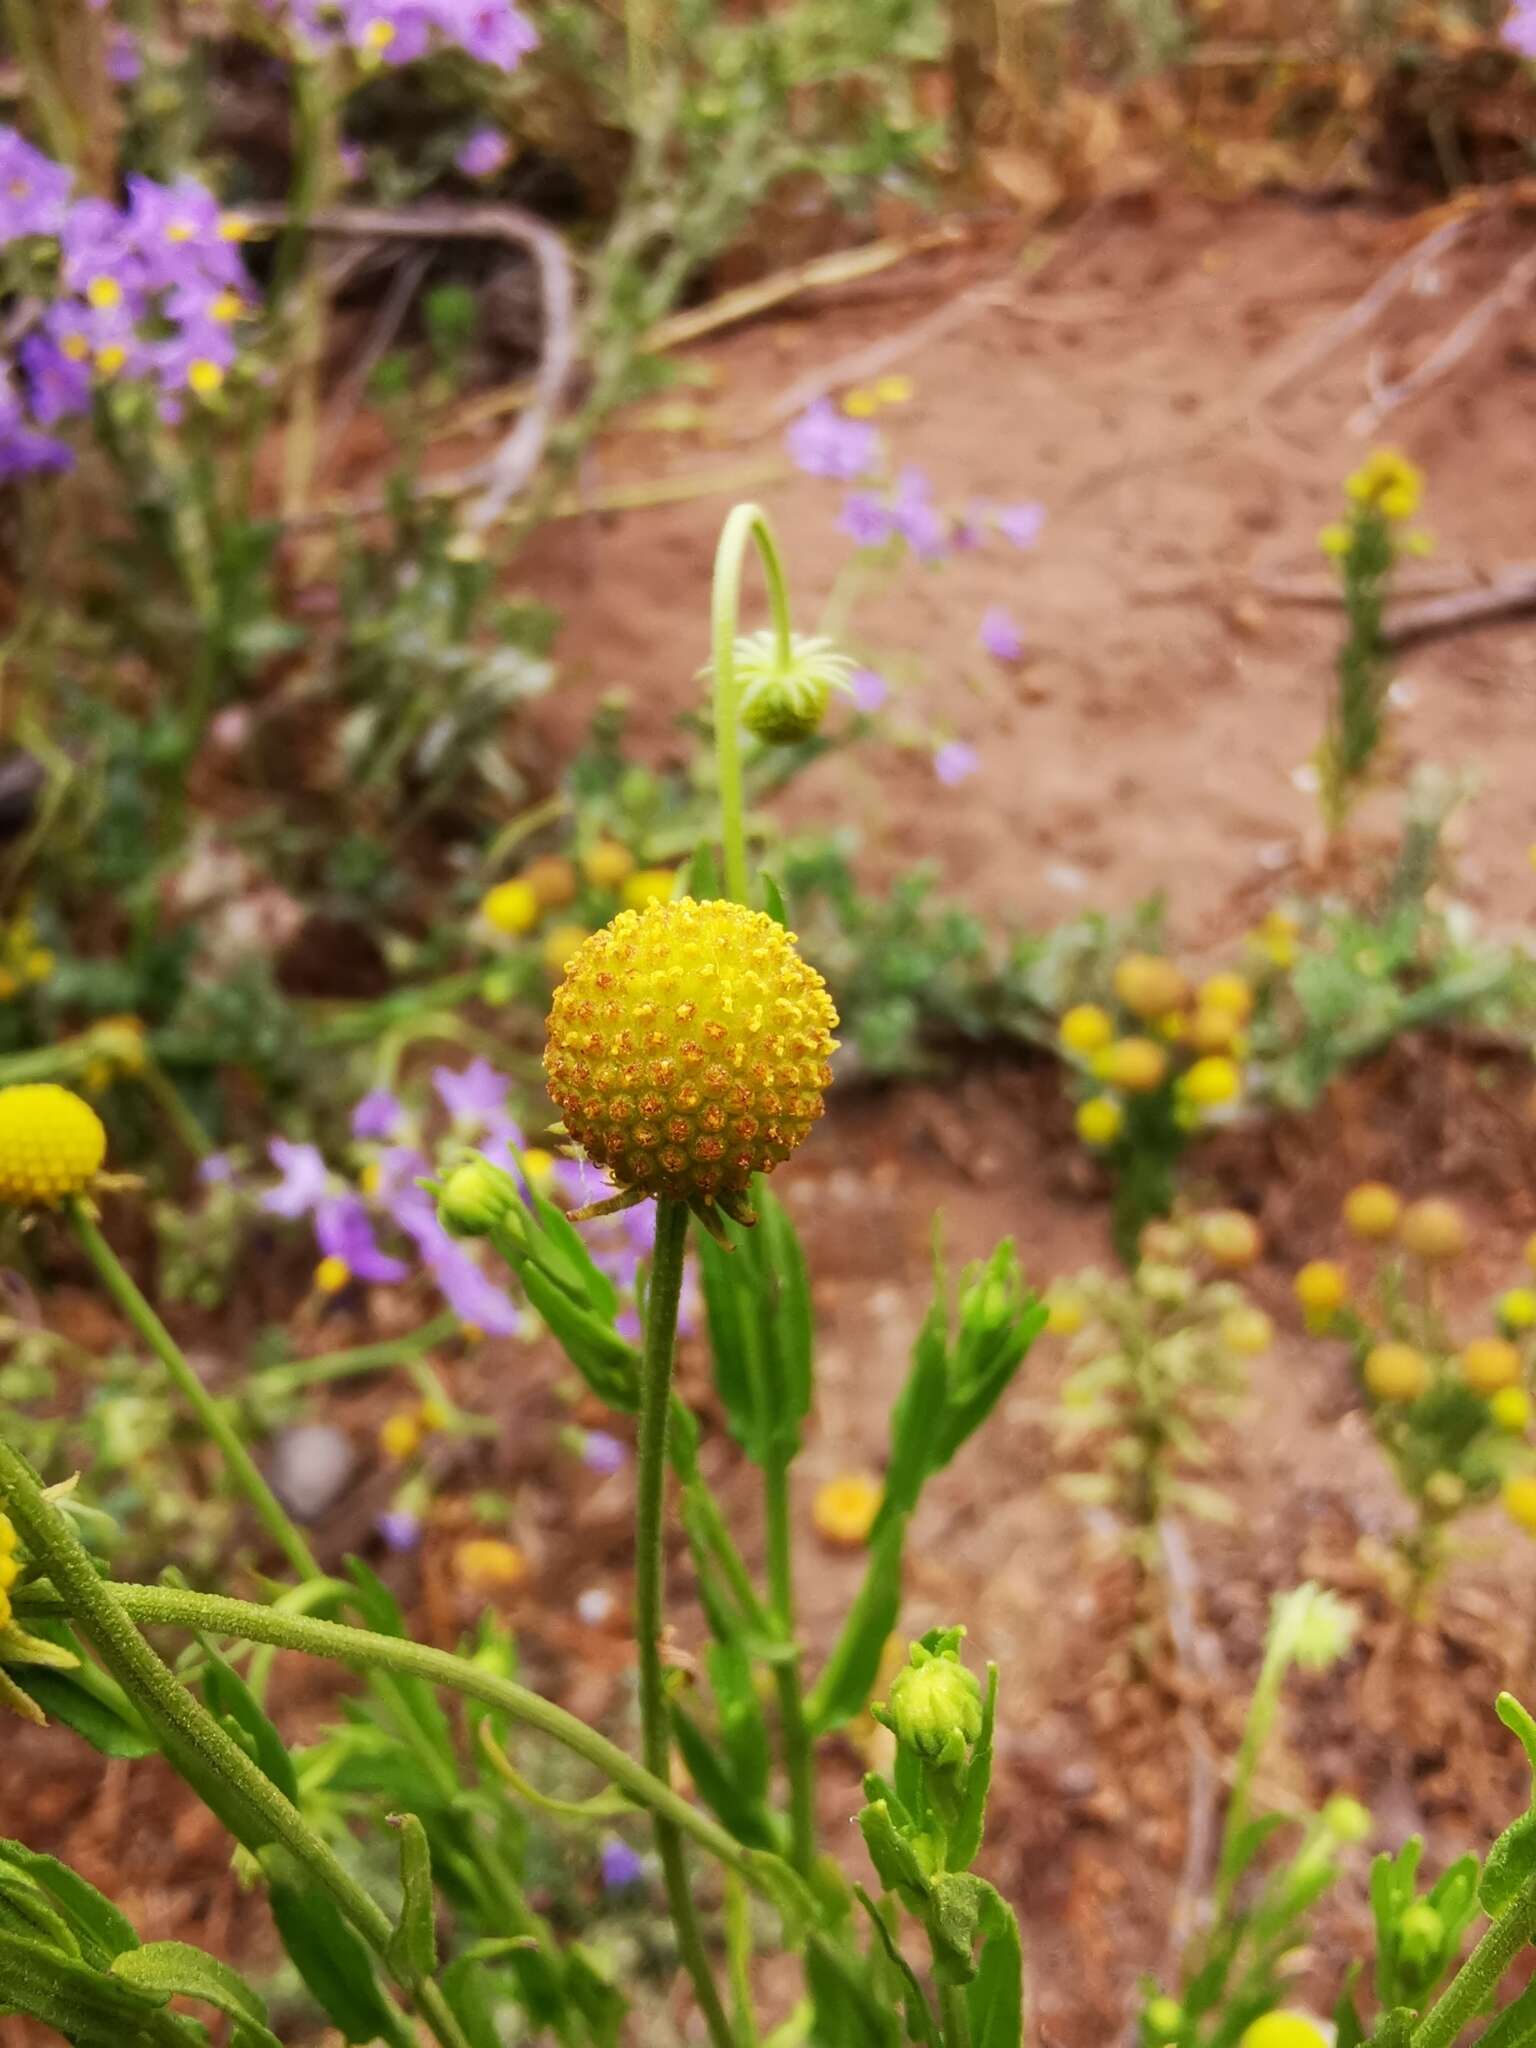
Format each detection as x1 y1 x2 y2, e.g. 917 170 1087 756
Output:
939 1979 972 2048
638 1199 737 2048
765 1455 816 1875
66 1200 320 1582
1410 1881 1536 2048
0 1441 472 2048
710 502 794 907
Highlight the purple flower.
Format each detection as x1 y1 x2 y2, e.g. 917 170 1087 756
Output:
352 1088 405 1140
839 491 895 548
338 142 368 184
262 1139 331 1218
581 1430 627 1476
455 125 510 178
600 1838 645 1891
0 128 73 244
107 28 143 84
1504 1 1536 55
892 467 948 562
980 606 1023 663
850 667 889 714
997 500 1046 549
433 1056 509 1128
429 1240 522 1334
934 742 979 788
315 1194 410 1284
198 1151 235 1186
785 398 878 481
377 1509 422 1551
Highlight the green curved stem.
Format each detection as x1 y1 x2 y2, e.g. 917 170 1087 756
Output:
765 1456 815 1875
709 502 795 907
67 1199 320 1583
1410 1881 1536 2048
638 1201 737 2048
0 1439 472 2048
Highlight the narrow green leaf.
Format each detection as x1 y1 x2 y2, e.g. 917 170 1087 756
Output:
6 1667 157 1759
0 1927 182 2045
967 1884 1025 2048
200 1644 299 1804
761 872 790 928
949 1664 998 1872
520 1266 641 1411
111 1941 283 2048
853 1885 940 2047
0 1841 139 1965
268 1872 411 2048
806 1515 907 1733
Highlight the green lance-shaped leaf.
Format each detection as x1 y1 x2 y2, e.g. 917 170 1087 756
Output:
1483 1696 1536 1916
3 1663 157 1758
1475 1975 1536 2048
948 1663 999 1873
0 1866 81 1957
695 1184 813 1466
385 1814 439 1987
853 1885 941 2048
966 1883 1026 2048
111 1941 284 2048
265 1856 413 2048
806 1513 907 1734
0 1927 188 2047
0 1840 139 1965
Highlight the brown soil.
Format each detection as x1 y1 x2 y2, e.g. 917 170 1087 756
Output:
10 190 1536 2048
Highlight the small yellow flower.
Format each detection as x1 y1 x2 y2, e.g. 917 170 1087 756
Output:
379 1411 424 1462
1075 1096 1124 1147
0 1554 18 1593
1399 1197 1467 1262
1045 1289 1087 1336
1059 1003 1114 1056
1197 972 1253 1020
813 1473 882 1546
23 949 53 984
481 878 540 936
1318 523 1352 559
1501 1287 1536 1331
1294 1260 1347 1317
358 1161 383 1196
541 921 590 980
524 856 578 910
1199 1210 1262 1267
842 387 880 418
1342 1181 1401 1241
87 276 122 311
1492 1387 1531 1433
1112 953 1189 1020
1238 2013 1330 2048
1364 1342 1429 1404
364 15 396 46
581 841 635 890
1221 1305 1273 1356
874 374 914 405
520 1147 555 1191
1187 1005 1239 1054
314 1256 351 1295
1503 1475 1536 1535
1253 909 1299 969
0 1085 107 1206
621 868 677 912
454 1538 528 1591
0 1512 16 1553
187 359 225 397
1345 448 1423 520
1460 1338 1522 1395
1180 1055 1241 1109
94 343 127 376
1103 1037 1169 1093
417 1397 452 1433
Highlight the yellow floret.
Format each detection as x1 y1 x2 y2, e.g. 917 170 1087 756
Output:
0 1085 107 1206
1112 953 1189 1020
1294 1260 1347 1316
454 1538 528 1591
1503 1475 1536 1534
379 1412 424 1463
621 869 677 912
1364 1342 1429 1404
1075 1096 1124 1147
1342 1181 1401 1241
314 1256 351 1295
813 1473 882 1545
481 879 540 936
1059 1003 1114 1056
1399 1197 1467 1262
544 897 838 1205
1180 1055 1241 1108
1199 973 1253 1021
1460 1338 1522 1395
1102 1037 1168 1093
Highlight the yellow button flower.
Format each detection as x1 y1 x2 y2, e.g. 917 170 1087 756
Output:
1460 1338 1521 1395
1200 1210 1262 1267
622 869 677 912
1059 1004 1114 1056
1503 1475 1536 1535
1364 1342 1429 1404
314 1256 351 1295
1294 1260 1347 1316
1199 973 1253 1021
1399 1197 1467 1262
1112 953 1189 1020
1501 1288 1536 1331
1221 1306 1273 1356
813 1472 882 1545
524 856 578 910
542 922 590 980
1492 1387 1531 1433
454 1538 529 1591
581 841 635 890
481 878 540 936
1075 1096 1124 1147
1187 1005 1239 1054
1045 1289 1087 1336
1342 1181 1401 1241
1180 1055 1240 1108
379 1411 424 1462
1239 2013 1329 2048
0 1085 107 1206
544 897 838 1205
1103 1037 1169 1093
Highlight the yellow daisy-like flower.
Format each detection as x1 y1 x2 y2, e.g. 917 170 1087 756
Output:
0 1085 107 1207
544 897 838 1207
813 1472 882 1546
481 878 540 936
1058 1003 1114 1056
1075 1096 1123 1147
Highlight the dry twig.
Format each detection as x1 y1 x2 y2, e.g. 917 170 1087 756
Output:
1348 236 1536 436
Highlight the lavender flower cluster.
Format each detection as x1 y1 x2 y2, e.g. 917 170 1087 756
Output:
1505 0 1536 56
0 127 254 478
260 0 538 68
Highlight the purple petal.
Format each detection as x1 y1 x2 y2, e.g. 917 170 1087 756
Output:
784 398 879 482
997 501 1046 549
314 1195 410 1284
352 1088 406 1140
850 667 889 714
261 1138 330 1218
980 606 1024 663
934 741 980 788
581 1430 627 1476
600 1838 645 1890
433 1056 510 1128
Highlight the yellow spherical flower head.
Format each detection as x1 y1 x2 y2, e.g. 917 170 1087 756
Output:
1180 1055 1241 1110
1075 1096 1123 1148
544 897 838 1216
0 1085 107 1206
813 1472 882 1546
1399 1197 1467 1263
481 878 540 936
1112 952 1189 1021
1345 448 1423 522
1059 1003 1113 1057
1342 1181 1401 1241
1045 1288 1087 1336
1492 1387 1531 1433
1221 1305 1273 1356
1102 1037 1168 1093
523 855 579 910
379 1410 424 1463
1199 972 1253 1021
454 1538 528 1592
1239 2014 1329 2048
1199 1210 1262 1268
1501 1287 1536 1332
1503 1475 1536 1535
542 922 590 981
1294 1259 1347 1321
1187 1005 1240 1054
582 840 635 890
1364 1342 1429 1404
1460 1337 1522 1395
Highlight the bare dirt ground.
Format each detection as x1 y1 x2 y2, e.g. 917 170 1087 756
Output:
9 190 1536 2047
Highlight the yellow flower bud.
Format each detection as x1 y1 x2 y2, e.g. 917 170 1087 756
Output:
1342 1181 1401 1241
1221 1305 1273 1356
621 869 677 912
1492 1387 1531 1433
0 1084 107 1207
379 1411 424 1462
1059 1003 1114 1056
544 898 837 1206
1501 1287 1536 1331
542 922 591 980
1399 1197 1467 1262
481 879 540 936
1075 1096 1124 1147
1364 1342 1430 1404
314 1256 351 1295
1186 1005 1239 1053
1103 1037 1168 1093
1199 1210 1262 1268
1294 1260 1347 1316
1112 953 1189 1020
1045 1289 1087 1336
523 856 579 910
1197 972 1253 1020
812 1473 882 1546
454 1538 528 1591
1239 2014 1330 2048
1460 1338 1522 1395
1180 1055 1241 1108
1503 1475 1536 1535
581 841 635 890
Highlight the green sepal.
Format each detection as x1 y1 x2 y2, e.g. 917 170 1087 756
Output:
927 1871 987 1985
858 1800 930 1908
